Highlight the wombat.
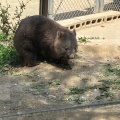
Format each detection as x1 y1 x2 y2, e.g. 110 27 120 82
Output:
14 15 78 67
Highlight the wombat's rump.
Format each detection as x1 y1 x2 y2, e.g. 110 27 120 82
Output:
14 15 78 67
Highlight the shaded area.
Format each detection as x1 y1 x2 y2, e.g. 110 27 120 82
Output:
0 56 120 118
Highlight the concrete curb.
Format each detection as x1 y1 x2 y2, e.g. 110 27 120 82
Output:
57 11 120 30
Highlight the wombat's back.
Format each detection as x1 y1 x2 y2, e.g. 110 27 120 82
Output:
14 15 64 42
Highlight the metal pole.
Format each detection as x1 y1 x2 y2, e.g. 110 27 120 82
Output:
99 0 104 12
42 0 48 17
94 0 100 13
48 0 54 19
39 0 48 17
39 0 43 15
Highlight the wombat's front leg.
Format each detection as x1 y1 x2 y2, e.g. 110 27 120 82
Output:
57 57 72 69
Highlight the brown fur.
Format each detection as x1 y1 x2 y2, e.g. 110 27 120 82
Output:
14 15 78 67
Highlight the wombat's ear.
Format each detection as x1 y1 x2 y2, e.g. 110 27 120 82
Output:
73 29 76 36
57 31 64 38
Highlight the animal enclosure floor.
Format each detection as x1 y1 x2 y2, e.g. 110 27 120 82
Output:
0 20 120 120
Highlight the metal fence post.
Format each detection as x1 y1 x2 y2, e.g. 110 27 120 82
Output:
94 0 100 13
94 0 104 13
39 0 48 17
48 0 54 19
39 0 42 15
99 0 104 12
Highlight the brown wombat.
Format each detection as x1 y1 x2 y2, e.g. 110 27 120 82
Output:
14 15 78 67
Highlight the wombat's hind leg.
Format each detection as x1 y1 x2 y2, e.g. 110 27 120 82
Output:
20 52 37 67
20 56 27 67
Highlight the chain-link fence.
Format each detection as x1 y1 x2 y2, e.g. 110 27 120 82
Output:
104 0 120 11
53 0 95 21
53 0 120 21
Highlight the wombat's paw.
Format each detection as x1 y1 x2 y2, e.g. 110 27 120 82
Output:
59 62 72 70
21 61 39 67
64 64 72 70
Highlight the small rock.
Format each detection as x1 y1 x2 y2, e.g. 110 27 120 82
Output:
3 67 9 71
32 91 40 95
101 24 105 27
101 92 105 96
48 95 56 99
94 89 97 92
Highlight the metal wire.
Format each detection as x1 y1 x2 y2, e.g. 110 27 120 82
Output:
53 0 63 16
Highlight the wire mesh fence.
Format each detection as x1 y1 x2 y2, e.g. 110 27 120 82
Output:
104 0 120 11
53 0 120 21
53 0 95 21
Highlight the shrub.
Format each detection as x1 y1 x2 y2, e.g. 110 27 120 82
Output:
0 0 31 39
0 0 31 73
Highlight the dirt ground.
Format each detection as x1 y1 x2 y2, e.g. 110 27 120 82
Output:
0 1 120 119
0 19 120 120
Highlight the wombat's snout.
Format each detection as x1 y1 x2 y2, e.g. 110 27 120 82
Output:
69 53 77 59
68 49 77 59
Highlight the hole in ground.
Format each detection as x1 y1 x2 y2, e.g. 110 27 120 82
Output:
82 22 85 26
76 24 80 28
86 21 91 26
97 19 102 23
92 20 96 24
70 25 74 30
113 16 117 20
107 17 112 21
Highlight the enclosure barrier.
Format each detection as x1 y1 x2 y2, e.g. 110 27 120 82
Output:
53 0 120 21
57 11 120 30
53 0 95 21
39 0 120 30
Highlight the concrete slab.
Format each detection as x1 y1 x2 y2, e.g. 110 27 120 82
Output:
57 11 120 30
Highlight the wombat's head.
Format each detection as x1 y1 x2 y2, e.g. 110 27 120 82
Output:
54 29 78 59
